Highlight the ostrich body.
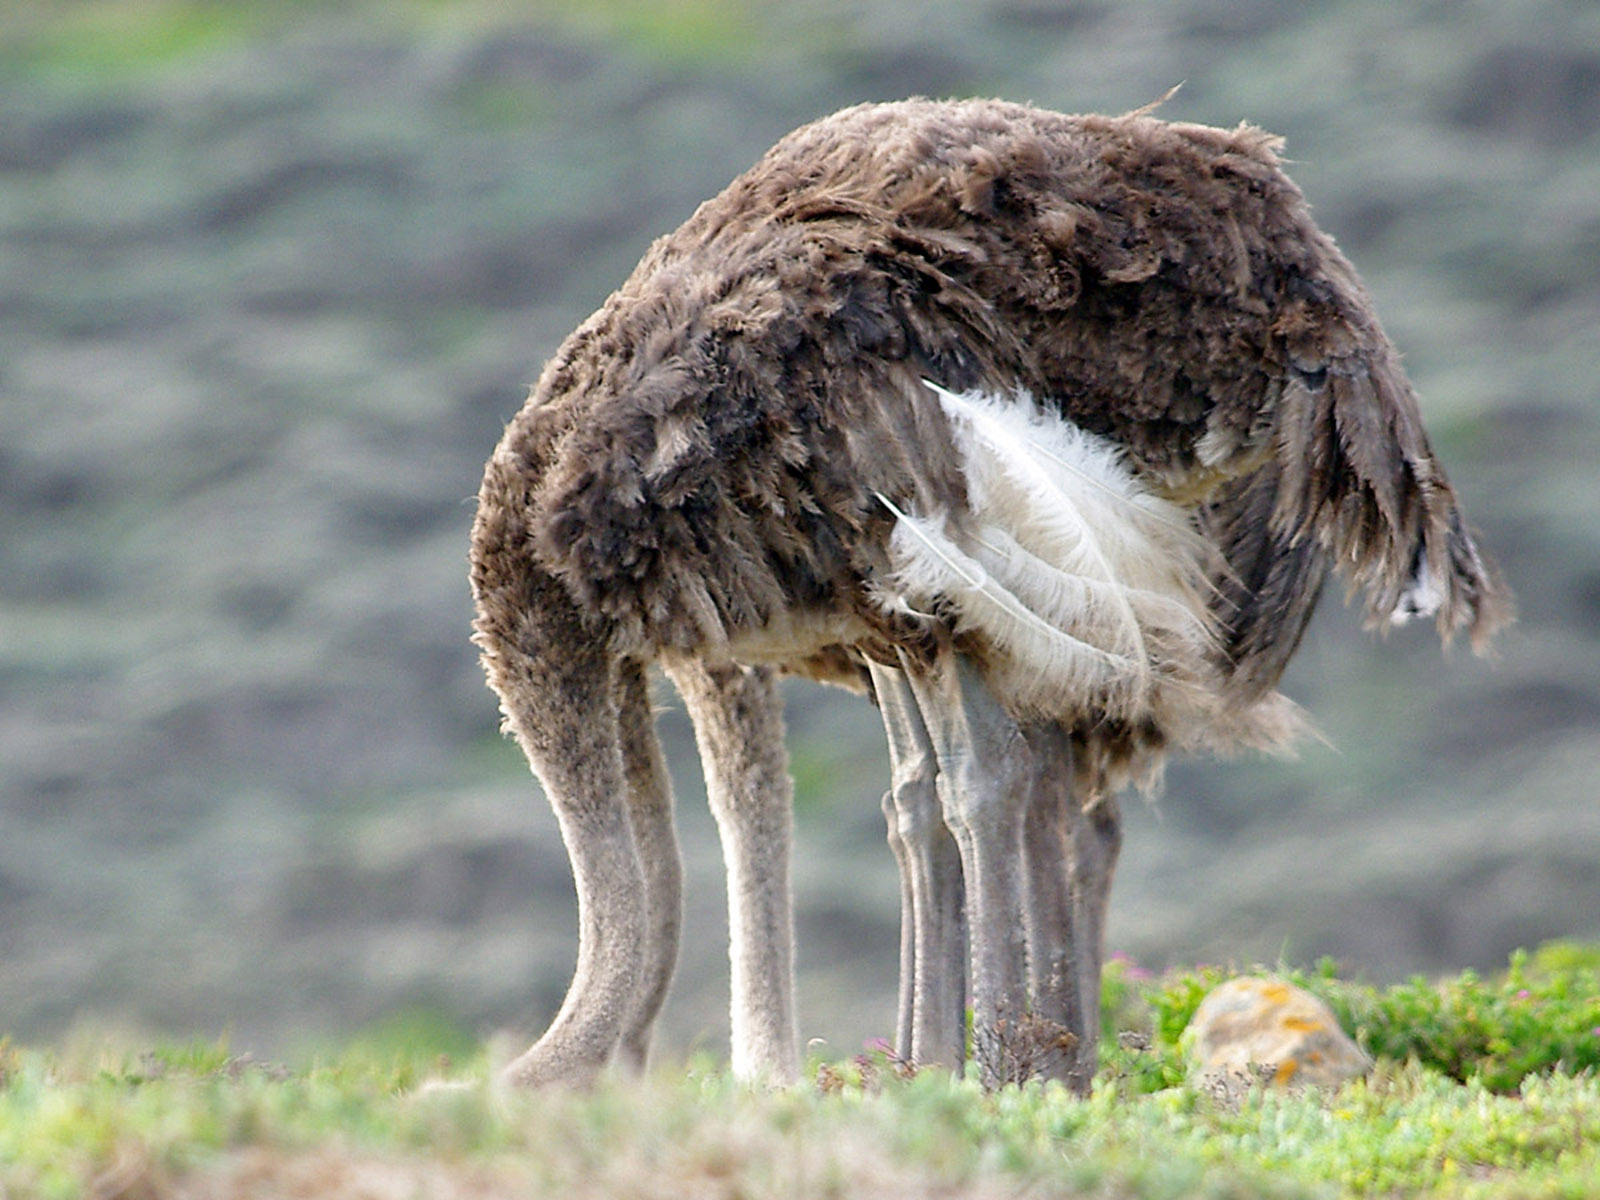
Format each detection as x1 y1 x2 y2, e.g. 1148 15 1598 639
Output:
470 98 1508 1089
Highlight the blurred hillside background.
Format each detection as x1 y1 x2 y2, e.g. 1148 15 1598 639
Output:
3 0 1598 1064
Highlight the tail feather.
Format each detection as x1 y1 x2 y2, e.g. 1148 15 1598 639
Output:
1266 286 1510 651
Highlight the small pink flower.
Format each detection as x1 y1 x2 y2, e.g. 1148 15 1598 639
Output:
1515 989 1531 1001
1109 952 1152 979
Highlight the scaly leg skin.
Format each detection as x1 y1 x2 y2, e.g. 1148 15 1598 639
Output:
614 661 684 1073
1067 787 1121 1090
501 649 648 1089
1019 720 1089 1089
669 658 800 1085
869 661 967 1071
1018 723 1122 1092
901 650 1033 1089
881 784 917 1060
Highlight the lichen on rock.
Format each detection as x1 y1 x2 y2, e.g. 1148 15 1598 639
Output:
1183 976 1371 1089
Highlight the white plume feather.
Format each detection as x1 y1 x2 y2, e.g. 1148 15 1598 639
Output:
877 381 1228 731
878 492 1145 709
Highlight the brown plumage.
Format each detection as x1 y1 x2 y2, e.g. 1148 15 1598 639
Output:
470 98 1509 1089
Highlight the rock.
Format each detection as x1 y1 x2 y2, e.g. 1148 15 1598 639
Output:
1183 976 1371 1088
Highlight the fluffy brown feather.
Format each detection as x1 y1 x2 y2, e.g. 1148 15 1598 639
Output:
473 97 1509 787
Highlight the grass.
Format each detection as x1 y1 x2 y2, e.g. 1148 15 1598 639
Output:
4 946 1598 1198
0 0 773 87
0 1 292 83
1099 942 1600 1095
534 0 768 66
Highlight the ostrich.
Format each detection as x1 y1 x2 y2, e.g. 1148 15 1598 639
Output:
469 98 1508 1091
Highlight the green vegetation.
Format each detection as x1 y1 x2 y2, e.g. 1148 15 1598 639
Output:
535 0 767 66
0 1 288 82
6 947 1598 1198
1101 943 1600 1098
0 0 775 85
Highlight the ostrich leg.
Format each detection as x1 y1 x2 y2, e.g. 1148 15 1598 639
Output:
501 646 647 1089
1068 787 1121 1086
882 784 917 1059
1018 721 1087 1087
868 662 967 1070
901 650 1033 1088
1019 722 1124 1093
669 658 801 1084
614 661 684 1071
